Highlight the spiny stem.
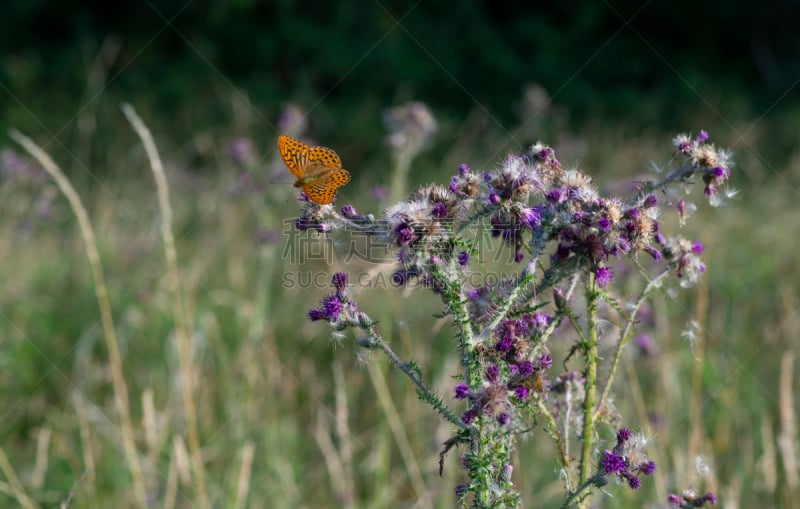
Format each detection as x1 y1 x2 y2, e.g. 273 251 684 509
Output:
441 270 478 388
579 275 599 485
595 267 670 419
625 163 697 208
364 324 466 430
561 474 603 509
475 257 538 344
534 396 573 489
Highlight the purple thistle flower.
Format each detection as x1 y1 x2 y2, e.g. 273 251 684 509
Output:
601 451 626 474
537 353 552 370
458 251 469 266
517 361 535 377
449 176 460 193
533 147 553 161
625 207 641 220
695 130 709 143
455 483 469 496
546 188 563 204
692 241 703 254
645 247 663 260
667 494 683 505
458 163 470 176
668 491 717 507
332 272 347 293
531 312 551 328
485 364 500 382
513 386 529 400
624 472 641 490
461 409 477 425
497 319 518 342
308 308 327 322
643 194 658 208
597 216 611 232
676 136 692 154
609 237 629 255
308 287 355 323
392 270 409 286
496 412 510 426
454 383 470 399
616 428 632 446
323 295 342 318
395 222 415 245
595 266 613 287
519 207 541 228
488 192 500 204
637 460 656 476
514 249 525 263
341 204 360 219
432 202 448 218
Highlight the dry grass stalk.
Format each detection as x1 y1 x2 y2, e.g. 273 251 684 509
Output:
9 130 147 507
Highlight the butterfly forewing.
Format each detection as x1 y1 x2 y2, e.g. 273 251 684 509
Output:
277 135 309 178
327 168 351 187
308 146 342 169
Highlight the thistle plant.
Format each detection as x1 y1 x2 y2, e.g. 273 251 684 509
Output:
295 130 729 508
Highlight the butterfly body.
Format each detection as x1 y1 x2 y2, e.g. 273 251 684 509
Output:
277 135 350 204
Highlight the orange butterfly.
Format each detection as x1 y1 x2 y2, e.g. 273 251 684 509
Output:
277 135 351 205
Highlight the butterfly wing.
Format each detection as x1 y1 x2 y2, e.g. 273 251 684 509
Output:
302 169 351 204
308 145 342 169
277 135 309 179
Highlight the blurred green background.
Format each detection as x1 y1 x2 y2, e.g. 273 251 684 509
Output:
1 1 799 508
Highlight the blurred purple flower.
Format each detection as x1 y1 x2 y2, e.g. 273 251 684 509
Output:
227 137 256 166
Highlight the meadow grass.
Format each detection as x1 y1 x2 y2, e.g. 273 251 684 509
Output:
0 99 798 508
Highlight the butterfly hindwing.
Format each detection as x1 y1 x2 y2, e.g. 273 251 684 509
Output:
302 169 350 204
303 182 336 205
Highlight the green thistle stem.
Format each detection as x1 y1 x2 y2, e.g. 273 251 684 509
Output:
579 275 599 485
595 267 670 418
362 323 466 430
561 473 605 509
